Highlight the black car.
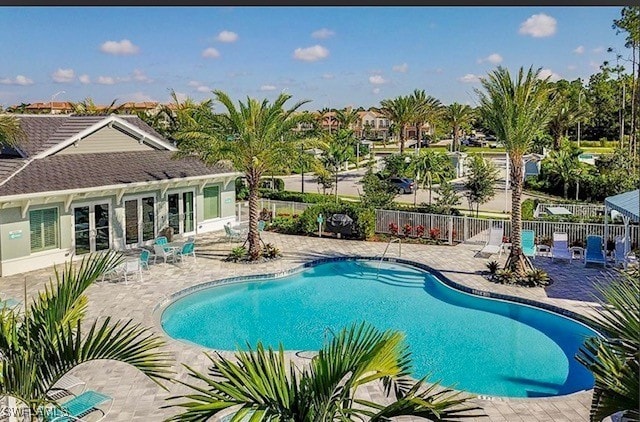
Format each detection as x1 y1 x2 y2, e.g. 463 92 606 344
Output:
389 177 416 194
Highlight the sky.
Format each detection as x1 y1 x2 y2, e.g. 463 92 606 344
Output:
0 6 631 111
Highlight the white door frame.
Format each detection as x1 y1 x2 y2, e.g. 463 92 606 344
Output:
166 188 197 236
71 199 113 255
123 193 158 248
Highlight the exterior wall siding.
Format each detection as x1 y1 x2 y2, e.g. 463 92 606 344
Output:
56 126 155 155
0 178 238 276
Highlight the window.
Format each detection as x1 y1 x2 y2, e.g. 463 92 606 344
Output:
29 208 59 252
203 186 220 220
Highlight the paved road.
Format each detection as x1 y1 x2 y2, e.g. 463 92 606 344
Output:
282 154 532 214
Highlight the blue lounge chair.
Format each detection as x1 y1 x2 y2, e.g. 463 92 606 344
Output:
176 242 196 263
584 235 606 267
45 390 112 422
521 230 536 259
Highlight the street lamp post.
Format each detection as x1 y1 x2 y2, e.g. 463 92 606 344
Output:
50 90 65 114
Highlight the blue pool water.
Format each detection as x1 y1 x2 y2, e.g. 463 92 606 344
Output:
161 260 596 398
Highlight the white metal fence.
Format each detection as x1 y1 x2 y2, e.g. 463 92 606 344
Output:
375 209 639 246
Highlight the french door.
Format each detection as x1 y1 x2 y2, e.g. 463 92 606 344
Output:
73 203 111 254
124 196 156 246
167 191 195 235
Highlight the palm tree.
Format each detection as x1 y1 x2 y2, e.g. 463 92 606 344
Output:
409 149 453 204
0 115 25 148
445 103 474 152
335 108 359 132
380 95 415 154
543 147 583 199
71 97 123 115
576 269 639 422
410 90 443 148
175 91 311 259
476 66 554 275
165 322 480 421
547 98 589 150
0 251 172 419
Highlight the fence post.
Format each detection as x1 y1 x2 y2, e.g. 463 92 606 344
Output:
396 210 400 230
463 215 468 243
272 203 276 219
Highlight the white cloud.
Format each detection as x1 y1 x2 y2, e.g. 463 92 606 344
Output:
196 85 210 93
573 45 585 54
216 30 238 43
260 85 277 91
97 76 116 85
321 73 335 79
392 63 409 73
100 39 140 55
188 80 210 93
368 75 386 85
0 75 34 86
311 28 335 39
293 45 329 62
132 69 152 83
202 47 221 58
122 91 155 102
538 68 561 82
478 53 503 64
592 46 605 53
52 68 75 83
372 88 381 94
519 13 557 38
78 74 91 84
188 81 200 87
458 73 480 83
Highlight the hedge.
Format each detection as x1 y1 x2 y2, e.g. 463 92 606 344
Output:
259 189 335 204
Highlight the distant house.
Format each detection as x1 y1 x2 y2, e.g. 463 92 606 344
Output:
0 114 240 276
523 153 545 178
356 110 390 140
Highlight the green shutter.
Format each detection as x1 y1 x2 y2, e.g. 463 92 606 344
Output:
29 208 59 252
203 186 220 220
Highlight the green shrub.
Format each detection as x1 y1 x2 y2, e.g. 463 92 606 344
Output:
235 177 249 201
259 189 333 204
225 246 247 262
486 260 499 275
494 269 516 284
262 243 282 259
269 217 299 234
525 269 551 287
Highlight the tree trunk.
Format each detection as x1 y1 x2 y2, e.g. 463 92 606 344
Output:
399 125 406 154
505 154 532 276
416 121 422 153
563 181 569 199
335 170 339 203
247 169 262 260
553 135 561 150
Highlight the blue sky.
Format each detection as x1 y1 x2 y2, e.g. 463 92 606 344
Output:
0 6 630 111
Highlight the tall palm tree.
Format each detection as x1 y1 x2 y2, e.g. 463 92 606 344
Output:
165 322 480 421
335 108 359 132
547 97 589 150
321 129 355 202
380 95 415 154
175 91 312 259
476 66 554 275
410 90 442 148
0 115 25 148
409 149 453 204
576 269 639 422
71 97 123 115
0 252 172 419
543 148 583 199
445 103 474 152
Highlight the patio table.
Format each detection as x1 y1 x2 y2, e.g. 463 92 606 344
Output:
546 206 573 216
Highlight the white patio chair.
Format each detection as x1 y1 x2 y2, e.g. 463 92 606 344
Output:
153 244 176 264
479 224 504 257
614 235 630 269
121 259 143 284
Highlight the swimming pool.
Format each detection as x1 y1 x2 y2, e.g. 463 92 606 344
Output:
161 259 596 398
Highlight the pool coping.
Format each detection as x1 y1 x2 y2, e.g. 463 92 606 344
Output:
152 255 599 403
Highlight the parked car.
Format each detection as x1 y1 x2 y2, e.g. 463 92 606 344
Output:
388 177 416 194
461 137 483 147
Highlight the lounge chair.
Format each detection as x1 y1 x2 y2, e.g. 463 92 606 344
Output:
153 244 176 264
479 224 504 256
613 235 630 269
176 242 196 263
45 390 113 422
46 374 87 401
521 230 536 260
121 259 143 284
550 232 573 263
584 235 606 267
139 249 151 271
224 223 247 242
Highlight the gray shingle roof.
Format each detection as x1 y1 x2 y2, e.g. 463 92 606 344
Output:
16 115 69 157
0 151 234 197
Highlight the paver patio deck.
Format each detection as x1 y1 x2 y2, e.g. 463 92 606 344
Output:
0 230 619 421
